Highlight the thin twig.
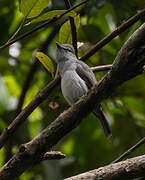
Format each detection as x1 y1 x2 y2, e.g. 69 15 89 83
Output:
112 137 145 164
64 0 78 56
80 8 145 60
6 18 26 44
0 0 88 51
91 64 145 72
91 64 112 72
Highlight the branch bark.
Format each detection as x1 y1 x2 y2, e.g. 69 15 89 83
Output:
0 23 145 180
42 151 66 160
65 155 145 180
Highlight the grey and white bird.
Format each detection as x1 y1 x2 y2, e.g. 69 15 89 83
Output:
56 42 111 138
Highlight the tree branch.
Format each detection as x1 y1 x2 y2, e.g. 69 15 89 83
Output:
0 22 145 180
64 0 78 56
112 137 145 164
91 64 145 72
42 151 66 160
80 8 145 61
0 0 87 51
65 155 145 180
91 64 112 72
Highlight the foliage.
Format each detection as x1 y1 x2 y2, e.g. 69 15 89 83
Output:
59 14 80 44
20 0 51 18
0 0 145 179
35 52 54 78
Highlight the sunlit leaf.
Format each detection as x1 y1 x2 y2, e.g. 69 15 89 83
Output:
59 14 80 44
59 20 71 44
31 10 76 23
20 0 50 18
35 52 54 78
74 14 80 32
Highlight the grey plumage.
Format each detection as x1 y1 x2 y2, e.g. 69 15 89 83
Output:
56 42 111 138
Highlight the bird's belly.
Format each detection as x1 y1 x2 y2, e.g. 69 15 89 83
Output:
61 71 88 105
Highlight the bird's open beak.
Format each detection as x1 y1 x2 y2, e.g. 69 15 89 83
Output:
56 42 62 49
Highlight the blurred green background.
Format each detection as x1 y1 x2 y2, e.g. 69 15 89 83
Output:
0 0 145 179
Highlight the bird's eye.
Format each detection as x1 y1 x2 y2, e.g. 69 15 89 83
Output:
67 49 72 52
62 46 73 53
65 48 73 53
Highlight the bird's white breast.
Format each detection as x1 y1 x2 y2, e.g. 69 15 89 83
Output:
61 70 88 105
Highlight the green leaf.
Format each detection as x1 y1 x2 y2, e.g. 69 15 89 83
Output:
74 14 80 32
35 52 54 78
31 10 76 23
20 0 50 18
59 20 71 44
59 14 80 44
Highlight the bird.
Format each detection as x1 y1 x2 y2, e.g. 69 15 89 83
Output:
56 42 111 138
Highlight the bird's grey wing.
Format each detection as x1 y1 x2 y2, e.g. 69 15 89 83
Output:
76 61 111 138
75 61 97 89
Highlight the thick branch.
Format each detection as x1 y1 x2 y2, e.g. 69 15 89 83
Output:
65 155 145 180
0 23 145 180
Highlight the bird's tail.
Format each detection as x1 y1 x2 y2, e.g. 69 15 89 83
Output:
93 104 111 138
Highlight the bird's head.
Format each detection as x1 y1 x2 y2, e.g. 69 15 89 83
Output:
56 42 76 63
